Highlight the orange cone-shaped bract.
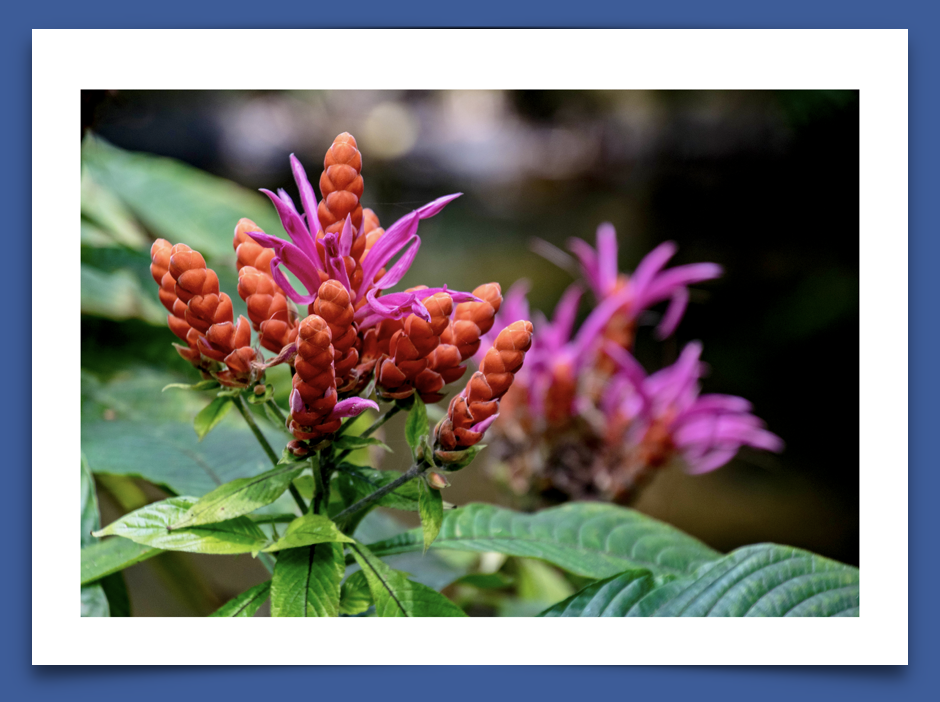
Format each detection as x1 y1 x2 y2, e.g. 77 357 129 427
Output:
237 265 299 354
313 279 359 390
233 218 279 286
435 320 534 452
377 290 453 402
289 314 341 441
318 133 364 240
426 282 503 402
151 239 259 384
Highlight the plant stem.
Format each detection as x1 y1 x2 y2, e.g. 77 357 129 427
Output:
233 395 308 514
334 403 403 463
332 462 426 524
266 399 288 425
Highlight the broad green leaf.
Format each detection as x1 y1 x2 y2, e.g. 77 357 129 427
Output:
82 420 277 497
210 581 272 617
350 543 466 617
82 219 120 247
82 136 280 262
363 502 721 579
81 458 111 617
293 475 315 500
81 167 150 248
194 396 234 441
539 569 663 617
332 435 392 453
100 572 131 617
81 264 166 324
353 511 471 592
81 537 160 585
339 571 373 616
270 544 345 617
538 544 859 617
264 513 353 552
81 584 110 617
333 466 420 513
82 368 215 423
94 497 269 555
404 394 428 459
173 463 307 529
417 479 443 553
81 455 100 548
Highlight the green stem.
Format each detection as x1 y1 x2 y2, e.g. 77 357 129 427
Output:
233 395 308 515
312 457 327 515
332 462 426 524
266 399 288 426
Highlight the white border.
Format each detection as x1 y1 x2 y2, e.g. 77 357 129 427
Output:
35 29 908 665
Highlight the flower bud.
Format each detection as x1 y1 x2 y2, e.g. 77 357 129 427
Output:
426 471 449 490
435 320 533 452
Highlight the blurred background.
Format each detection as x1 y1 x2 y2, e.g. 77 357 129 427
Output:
81 89 859 616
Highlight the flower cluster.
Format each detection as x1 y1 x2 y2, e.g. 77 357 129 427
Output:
150 132 532 463
483 225 783 504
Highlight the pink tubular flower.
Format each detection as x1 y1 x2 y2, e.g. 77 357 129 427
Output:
534 223 723 339
246 153 470 327
604 342 784 474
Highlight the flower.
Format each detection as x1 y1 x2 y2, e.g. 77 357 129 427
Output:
604 342 784 475
535 222 722 340
481 223 781 504
244 137 471 327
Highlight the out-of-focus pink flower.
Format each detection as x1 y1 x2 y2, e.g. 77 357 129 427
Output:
605 342 784 474
534 223 723 339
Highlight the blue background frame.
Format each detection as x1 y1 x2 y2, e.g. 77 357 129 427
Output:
5 0 933 697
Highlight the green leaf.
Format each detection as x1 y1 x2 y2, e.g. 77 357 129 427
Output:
172 463 307 529
81 167 150 249
162 379 221 393
81 457 110 616
264 513 353 552
81 584 110 617
332 435 392 453
404 394 428 459
82 419 279 497
210 581 272 617
339 571 373 616
333 466 420 513
349 543 466 617
93 497 269 555
81 264 166 324
81 455 100 548
81 537 160 585
82 135 281 261
417 479 444 553
194 396 234 441
270 544 345 617
100 573 131 617
539 544 859 617
292 474 315 500
363 502 721 579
